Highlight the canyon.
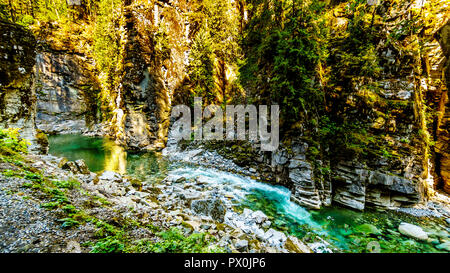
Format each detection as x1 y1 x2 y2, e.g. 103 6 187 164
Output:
0 0 450 253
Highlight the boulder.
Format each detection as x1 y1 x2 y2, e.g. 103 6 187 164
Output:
235 239 248 251
61 161 79 174
191 198 226 222
196 175 211 185
75 159 90 174
99 171 122 182
355 224 382 235
398 222 428 241
183 220 201 231
262 220 271 228
284 236 312 253
165 174 186 183
252 210 268 224
264 228 287 247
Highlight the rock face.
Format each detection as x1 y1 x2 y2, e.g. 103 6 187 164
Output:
332 162 420 210
34 50 99 134
0 20 43 153
287 144 331 210
435 21 450 194
108 0 191 150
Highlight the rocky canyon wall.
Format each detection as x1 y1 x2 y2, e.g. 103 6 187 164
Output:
434 21 450 194
118 0 190 150
0 20 43 153
34 49 100 135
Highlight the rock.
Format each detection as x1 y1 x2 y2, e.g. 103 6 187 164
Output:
284 236 312 253
235 239 248 251
99 171 122 182
264 228 287 247
368 171 394 186
61 161 79 174
75 159 90 175
191 198 226 222
398 222 428 241
183 220 201 231
388 177 418 195
371 117 386 129
165 174 186 183
435 241 450 252
445 218 450 226
308 242 333 253
262 220 271 229
33 47 98 136
200 224 211 230
254 228 266 240
242 208 253 218
0 20 43 154
272 149 289 166
179 190 202 202
65 240 81 253
432 230 450 239
428 238 440 245
58 158 68 168
289 158 324 210
77 172 98 184
196 175 210 185
252 210 268 224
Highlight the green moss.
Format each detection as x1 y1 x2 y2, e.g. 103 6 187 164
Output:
54 179 79 189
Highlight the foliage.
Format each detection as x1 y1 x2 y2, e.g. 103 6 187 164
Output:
0 128 29 157
91 236 125 253
0 0 73 25
188 28 215 103
144 227 222 253
54 179 79 189
92 0 124 120
318 116 376 159
187 0 242 105
240 0 328 125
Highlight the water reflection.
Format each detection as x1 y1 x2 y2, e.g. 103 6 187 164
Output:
104 142 127 174
48 134 168 179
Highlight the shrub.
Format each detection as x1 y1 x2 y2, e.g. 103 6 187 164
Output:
0 128 29 156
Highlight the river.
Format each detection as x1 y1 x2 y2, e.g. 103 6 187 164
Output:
48 134 450 253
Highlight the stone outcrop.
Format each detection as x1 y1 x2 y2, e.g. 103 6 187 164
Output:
113 0 190 150
34 50 99 134
0 20 42 153
284 145 331 210
434 21 450 194
274 146 420 211
332 162 420 210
